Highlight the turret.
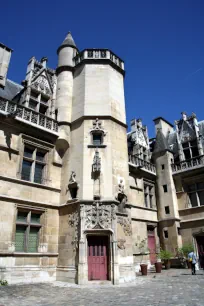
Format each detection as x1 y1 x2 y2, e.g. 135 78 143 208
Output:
153 123 181 253
56 32 78 151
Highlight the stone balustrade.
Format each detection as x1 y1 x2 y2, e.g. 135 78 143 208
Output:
171 155 204 173
74 49 124 71
128 155 156 174
0 98 58 133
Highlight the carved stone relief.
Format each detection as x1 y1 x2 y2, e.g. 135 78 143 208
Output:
90 118 106 136
83 202 116 230
117 238 126 249
117 216 132 236
68 211 79 250
92 149 101 173
68 171 79 199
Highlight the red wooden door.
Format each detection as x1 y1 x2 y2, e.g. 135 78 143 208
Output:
196 236 204 268
148 229 156 264
88 236 108 281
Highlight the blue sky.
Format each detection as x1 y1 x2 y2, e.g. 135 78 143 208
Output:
1 0 204 137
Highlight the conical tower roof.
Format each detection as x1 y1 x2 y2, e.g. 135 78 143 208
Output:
153 129 170 153
57 32 78 54
61 32 77 48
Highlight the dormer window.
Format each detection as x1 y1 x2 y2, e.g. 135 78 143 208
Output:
182 140 199 160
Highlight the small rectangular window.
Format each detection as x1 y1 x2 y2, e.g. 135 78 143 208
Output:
29 100 37 110
28 227 39 253
34 163 44 184
93 134 102 146
162 164 165 170
149 195 153 209
165 206 170 214
21 160 32 181
164 230 168 239
17 211 28 222
24 146 34 159
163 185 168 193
144 194 148 208
15 225 26 252
177 227 181 235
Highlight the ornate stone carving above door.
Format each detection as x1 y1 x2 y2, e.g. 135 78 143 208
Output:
82 202 116 230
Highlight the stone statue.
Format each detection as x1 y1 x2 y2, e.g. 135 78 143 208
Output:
92 149 101 173
69 171 76 184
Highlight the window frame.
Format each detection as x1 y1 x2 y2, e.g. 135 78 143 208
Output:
15 209 42 253
18 136 52 185
187 181 204 207
143 181 155 209
91 131 104 146
29 89 50 115
182 140 199 160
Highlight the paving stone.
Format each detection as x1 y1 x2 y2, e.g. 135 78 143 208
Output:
0 269 204 306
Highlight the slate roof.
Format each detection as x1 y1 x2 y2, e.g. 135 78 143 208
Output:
0 79 23 101
153 129 170 153
57 32 78 54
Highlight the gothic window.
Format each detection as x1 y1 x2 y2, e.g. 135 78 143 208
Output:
182 140 199 160
15 209 42 252
21 145 47 184
144 183 154 209
187 182 204 207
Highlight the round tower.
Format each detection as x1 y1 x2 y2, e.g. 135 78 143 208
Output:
56 32 78 150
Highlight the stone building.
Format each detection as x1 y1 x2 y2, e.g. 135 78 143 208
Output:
0 33 203 284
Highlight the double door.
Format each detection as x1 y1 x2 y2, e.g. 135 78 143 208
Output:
88 236 109 281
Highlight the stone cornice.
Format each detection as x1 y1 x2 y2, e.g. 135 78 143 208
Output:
158 217 181 223
129 204 157 212
0 175 61 193
179 205 204 214
0 252 58 257
131 217 158 223
0 194 59 209
71 115 127 129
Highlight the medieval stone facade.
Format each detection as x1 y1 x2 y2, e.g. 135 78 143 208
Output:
0 33 203 284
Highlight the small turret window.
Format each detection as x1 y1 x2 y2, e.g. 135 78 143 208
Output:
93 133 102 146
164 230 168 239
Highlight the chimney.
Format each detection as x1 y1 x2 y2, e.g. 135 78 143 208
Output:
0 43 13 88
40 57 48 68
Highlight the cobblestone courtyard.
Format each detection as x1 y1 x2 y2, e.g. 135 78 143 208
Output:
0 269 204 306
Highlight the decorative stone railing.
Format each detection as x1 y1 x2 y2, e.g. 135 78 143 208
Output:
0 98 58 133
128 155 156 174
171 155 204 173
74 49 124 71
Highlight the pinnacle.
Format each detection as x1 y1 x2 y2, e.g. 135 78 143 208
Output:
61 31 77 48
